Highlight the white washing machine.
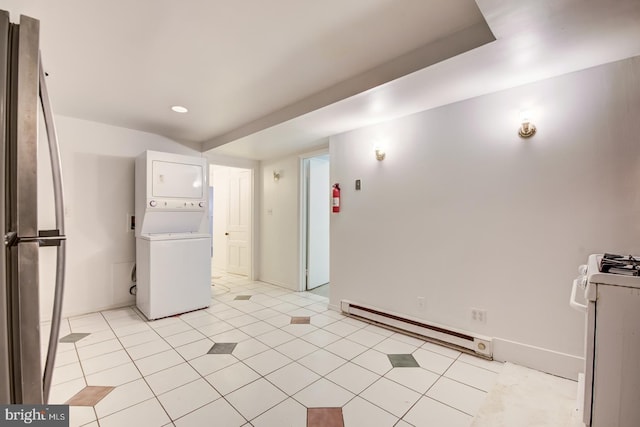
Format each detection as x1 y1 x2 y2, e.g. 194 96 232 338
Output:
135 151 211 320
136 232 211 320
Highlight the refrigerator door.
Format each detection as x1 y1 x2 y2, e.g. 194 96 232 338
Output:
1 13 43 404
1 10 67 404
6 243 41 403
0 9 10 404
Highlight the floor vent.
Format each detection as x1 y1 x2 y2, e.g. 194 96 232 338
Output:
341 300 493 358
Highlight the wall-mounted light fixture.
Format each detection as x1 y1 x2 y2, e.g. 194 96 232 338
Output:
273 170 281 181
375 148 386 161
518 110 536 138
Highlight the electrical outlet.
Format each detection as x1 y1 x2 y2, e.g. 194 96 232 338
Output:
471 308 487 323
127 214 135 232
417 296 425 311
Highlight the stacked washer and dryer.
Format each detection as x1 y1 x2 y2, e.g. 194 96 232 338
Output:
134 150 211 320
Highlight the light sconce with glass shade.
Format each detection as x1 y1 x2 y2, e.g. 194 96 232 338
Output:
273 170 281 181
375 147 386 161
518 109 536 138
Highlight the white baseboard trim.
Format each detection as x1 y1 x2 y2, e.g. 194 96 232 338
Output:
52 301 135 323
493 338 583 380
328 303 340 312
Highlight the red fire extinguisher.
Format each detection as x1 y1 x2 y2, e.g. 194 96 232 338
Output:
332 183 341 213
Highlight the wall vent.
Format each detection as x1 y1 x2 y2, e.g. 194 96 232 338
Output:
341 300 493 358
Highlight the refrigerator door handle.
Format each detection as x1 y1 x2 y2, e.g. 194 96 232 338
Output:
35 229 66 247
38 53 67 403
4 230 66 247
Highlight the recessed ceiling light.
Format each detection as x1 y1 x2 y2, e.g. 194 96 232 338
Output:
171 105 188 113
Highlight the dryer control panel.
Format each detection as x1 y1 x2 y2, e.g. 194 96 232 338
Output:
135 151 209 236
147 198 206 211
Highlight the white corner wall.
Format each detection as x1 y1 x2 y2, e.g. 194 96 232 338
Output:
37 115 200 320
329 56 640 379
259 156 301 290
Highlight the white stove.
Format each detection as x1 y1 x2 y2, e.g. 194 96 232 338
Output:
571 254 640 427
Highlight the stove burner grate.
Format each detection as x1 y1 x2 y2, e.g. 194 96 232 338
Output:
600 253 640 276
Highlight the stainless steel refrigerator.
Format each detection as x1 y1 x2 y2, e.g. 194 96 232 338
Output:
0 11 67 404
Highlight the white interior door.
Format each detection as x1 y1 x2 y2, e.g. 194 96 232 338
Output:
306 156 330 289
226 169 250 275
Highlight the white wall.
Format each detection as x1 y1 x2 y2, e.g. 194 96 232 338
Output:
259 156 301 289
329 56 640 379
38 115 200 320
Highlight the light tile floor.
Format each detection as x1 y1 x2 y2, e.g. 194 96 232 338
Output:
42 272 506 427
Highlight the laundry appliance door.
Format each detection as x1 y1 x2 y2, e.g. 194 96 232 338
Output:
136 233 211 320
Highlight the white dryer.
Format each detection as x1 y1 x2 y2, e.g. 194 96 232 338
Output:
135 151 211 320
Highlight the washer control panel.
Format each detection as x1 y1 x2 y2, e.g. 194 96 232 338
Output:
147 198 206 211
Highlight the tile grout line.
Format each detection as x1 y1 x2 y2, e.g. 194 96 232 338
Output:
133 314 222 425
413 351 487 420
205 279 339 423
95 309 176 424
263 303 469 423
244 284 440 423
219 275 375 423
139 281 314 424
63 286 233 423
390 351 463 423
218 275 425 423
57 318 97 425
210 280 442 424
170 278 308 422
61 274 496 426
236 298 410 424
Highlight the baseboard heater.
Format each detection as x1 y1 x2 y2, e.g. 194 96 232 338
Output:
341 300 493 359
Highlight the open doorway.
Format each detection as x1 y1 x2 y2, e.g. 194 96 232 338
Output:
209 165 252 279
301 153 330 296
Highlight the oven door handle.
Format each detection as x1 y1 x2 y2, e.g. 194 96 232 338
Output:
570 278 588 312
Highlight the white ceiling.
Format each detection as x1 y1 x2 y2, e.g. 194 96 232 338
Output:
1 0 640 160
